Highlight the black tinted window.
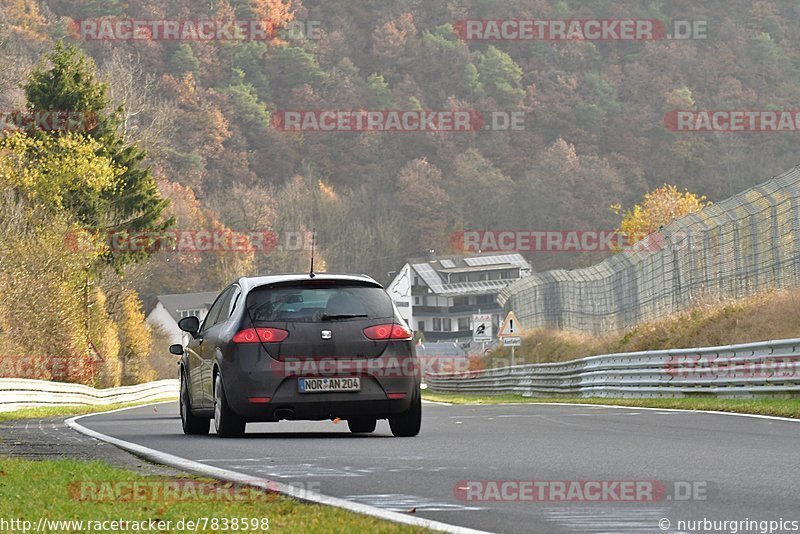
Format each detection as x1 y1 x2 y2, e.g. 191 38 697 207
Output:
201 287 231 332
246 284 394 323
214 287 236 326
229 287 242 317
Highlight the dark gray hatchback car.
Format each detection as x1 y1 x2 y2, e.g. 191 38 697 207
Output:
173 274 421 438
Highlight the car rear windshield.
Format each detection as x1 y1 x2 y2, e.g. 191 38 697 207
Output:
246 283 395 323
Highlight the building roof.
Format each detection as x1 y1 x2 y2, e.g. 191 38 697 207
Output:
156 292 220 323
407 253 531 296
437 263 516 274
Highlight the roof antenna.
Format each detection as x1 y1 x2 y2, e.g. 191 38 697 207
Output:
309 227 316 278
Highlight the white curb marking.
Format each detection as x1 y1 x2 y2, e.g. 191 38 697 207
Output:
66 403 493 534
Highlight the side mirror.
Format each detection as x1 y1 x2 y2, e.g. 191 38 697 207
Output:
178 316 200 337
169 344 184 355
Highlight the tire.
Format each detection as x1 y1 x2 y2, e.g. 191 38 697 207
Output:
389 394 421 437
180 370 210 435
347 417 377 433
214 372 246 438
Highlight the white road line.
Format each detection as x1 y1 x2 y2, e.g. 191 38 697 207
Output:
541 506 682 533
343 494 485 512
526 402 800 423
443 401 800 423
65 404 493 534
422 399 453 406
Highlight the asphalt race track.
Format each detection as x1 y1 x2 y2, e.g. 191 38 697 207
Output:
77 401 800 533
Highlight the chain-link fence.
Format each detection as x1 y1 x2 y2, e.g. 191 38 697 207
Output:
498 167 800 334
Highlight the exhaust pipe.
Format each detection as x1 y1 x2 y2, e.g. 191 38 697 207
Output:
273 408 295 420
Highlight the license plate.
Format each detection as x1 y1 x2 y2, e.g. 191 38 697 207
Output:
298 377 361 393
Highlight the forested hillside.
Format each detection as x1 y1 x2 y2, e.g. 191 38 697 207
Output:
2 0 800 383
6 0 800 285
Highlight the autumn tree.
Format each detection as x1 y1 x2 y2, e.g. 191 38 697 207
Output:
447 149 514 230
24 42 173 269
394 159 451 253
0 142 106 383
249 0 295 38
477 46 525 107
87 286 122 387
116 291 156 385
612 185 712 242
0 0 47 42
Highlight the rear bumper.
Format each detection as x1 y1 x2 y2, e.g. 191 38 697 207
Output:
233 395 415 421
220 351 419 421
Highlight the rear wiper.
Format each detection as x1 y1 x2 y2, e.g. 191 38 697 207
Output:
321 313 368 321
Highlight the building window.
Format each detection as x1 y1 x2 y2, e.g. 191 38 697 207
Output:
414 296 421 305
458 317 470 331
453 296 468 306
433 317 442 331
418 321 425 331
178 309 201 318
443 318 452 331
414 276 420 286
476 294 495 305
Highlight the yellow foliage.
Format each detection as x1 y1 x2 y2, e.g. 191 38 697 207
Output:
0 132 124 209
249 0 294 43
117 291 156 385
664 86 695 110
318 180 338 201
614 184 711 244
0 197 100 383
0 0 47 41
249 0 295 27
88 286 122 387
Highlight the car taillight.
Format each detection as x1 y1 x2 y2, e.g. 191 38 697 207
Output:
363 324 412 340
233 327 289 343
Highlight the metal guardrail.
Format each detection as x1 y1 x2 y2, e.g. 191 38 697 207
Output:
426 338 800 398
0 379 178 412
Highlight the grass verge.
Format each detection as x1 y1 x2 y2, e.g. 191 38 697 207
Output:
0 399 177 423
0 457 428 533
423 391 800 418
487 288 800 368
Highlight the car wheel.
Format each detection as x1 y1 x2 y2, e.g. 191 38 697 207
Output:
389 394 421 437
180 371 210 435
214 373 245 438
347 417 377 433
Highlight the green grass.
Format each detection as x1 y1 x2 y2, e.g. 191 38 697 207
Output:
0 457 429 533
423 391 800 418
0 399 177 423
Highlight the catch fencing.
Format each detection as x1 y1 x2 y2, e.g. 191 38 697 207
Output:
426 338 800 398
0 378 178 412
499 167 800 333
